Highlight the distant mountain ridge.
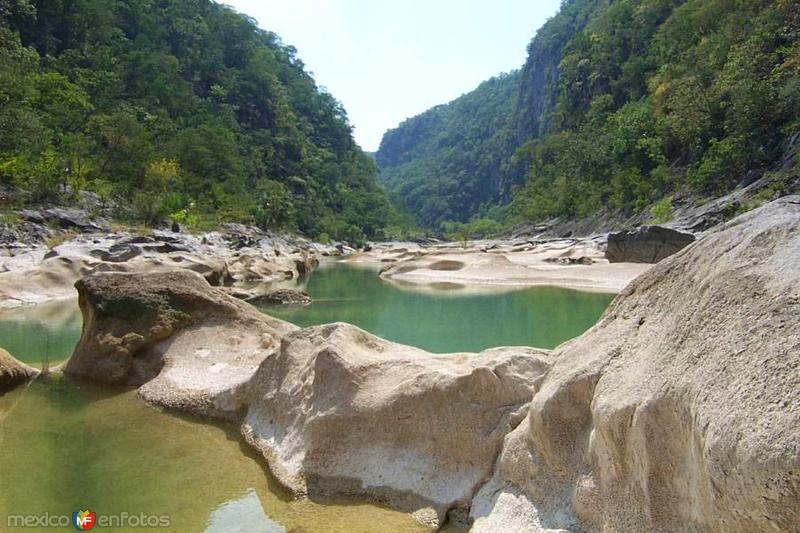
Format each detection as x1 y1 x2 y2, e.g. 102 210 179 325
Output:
376 0 799 231
376 71 520 228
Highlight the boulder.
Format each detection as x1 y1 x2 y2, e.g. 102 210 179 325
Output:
245 288 311 306
144 242 191 254
471 197 800 532
605 225 695 263
0 348 38 392
241 323 551 527
294 254 319 278
64 271 295 419
90 243 141 263
221 223 264 249
225 250 317 283
18 208 109 233
158 253 229 286
226 252 290 283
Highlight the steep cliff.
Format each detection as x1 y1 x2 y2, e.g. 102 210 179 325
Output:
376 0 800 231
514 0 607 142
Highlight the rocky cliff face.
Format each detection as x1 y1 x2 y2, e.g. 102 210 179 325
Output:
471 196 800 532
514 0 608 142
375 72 521 226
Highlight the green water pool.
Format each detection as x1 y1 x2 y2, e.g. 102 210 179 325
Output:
0 300 82 365
264 261 614 352
0 263 615 532
0 377 432 532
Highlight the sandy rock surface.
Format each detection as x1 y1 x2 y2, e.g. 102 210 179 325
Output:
364 237 650 293
470 196 800 532
64 270 297 419
242 322 552 527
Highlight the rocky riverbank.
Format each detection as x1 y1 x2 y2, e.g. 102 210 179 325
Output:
356 236 654 293
16 196 793 531
470 196 800 532
2 198 797 531
1 204 697 307
0 212 330 309
57 268 550 527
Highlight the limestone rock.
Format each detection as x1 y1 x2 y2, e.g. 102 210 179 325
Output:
605 225 695 263
241 322 551 527
225 250 315 283
64 271 295 419
0 348 38 392
0 229 317 308
61 269 551 526
294 254 319 277
18 207 109 233
246 288 311 306
90 243 141 263
471 197 800 532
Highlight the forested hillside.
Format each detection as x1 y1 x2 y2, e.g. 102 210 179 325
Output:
375 72 519 228
0 0 394 244
377 0 800 232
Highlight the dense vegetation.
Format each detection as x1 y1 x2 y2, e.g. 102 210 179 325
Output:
514 0 800 221
375 72 519 229
377 0 800 232
0 0 397 244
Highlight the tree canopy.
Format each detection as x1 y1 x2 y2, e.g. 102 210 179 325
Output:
0 0 397 244
375 72 520 230
376 0 800 230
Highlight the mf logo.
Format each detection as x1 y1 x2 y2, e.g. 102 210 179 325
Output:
72 510 96 530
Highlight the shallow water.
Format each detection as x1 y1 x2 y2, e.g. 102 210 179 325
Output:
0 300 82 365
0 263 614 532
0 377 432 533
264 262 615 352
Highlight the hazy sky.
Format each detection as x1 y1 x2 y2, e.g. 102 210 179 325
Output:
222 1 561 151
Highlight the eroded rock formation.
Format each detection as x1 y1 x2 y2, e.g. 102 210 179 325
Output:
61 271 551 528
0 348 38 392
64 271 296 419
605 225 695 263
58 197 800 531
471 197 800 532
0 223 327 308
241 323 551 526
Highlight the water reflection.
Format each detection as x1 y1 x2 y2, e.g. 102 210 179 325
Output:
0 299 81 365
205 489 285 533
264 262 615 352
0 377 432 533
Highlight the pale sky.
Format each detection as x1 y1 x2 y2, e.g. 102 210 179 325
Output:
222 0 561 151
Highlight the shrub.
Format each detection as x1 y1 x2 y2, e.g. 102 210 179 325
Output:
650 197 675 224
